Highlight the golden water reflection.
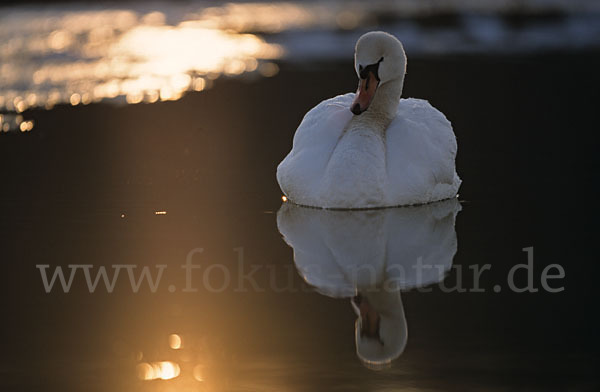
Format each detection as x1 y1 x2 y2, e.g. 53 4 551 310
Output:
137 361 181 381
132 333 231 391
0 6 288 112
0 113 34 133
168 334 182 350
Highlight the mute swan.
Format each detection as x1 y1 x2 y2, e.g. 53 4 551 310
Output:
277 198 461 368
277 31 461 209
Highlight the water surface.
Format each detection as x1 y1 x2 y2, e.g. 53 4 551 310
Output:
0 3 599 391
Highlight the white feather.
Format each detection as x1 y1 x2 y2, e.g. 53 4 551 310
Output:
277 93 461 208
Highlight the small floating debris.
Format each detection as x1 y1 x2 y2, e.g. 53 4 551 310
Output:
155 211 167 215
281 196 288 202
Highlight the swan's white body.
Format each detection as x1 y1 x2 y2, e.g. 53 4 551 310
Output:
277 31 461 209
277 94 461 208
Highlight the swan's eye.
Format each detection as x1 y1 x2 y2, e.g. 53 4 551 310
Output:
379 57 384 63
358 64 364 72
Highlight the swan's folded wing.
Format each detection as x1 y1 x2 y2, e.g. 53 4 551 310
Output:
385 98 459 203
277 93 355 204
291 93 355 151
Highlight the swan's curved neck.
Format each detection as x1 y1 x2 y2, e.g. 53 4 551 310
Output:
349 77 404 132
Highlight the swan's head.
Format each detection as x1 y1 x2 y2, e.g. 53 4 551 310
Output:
351 31 407 115
351 291 407 370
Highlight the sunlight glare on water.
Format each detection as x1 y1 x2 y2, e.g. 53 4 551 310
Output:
0 5 286 112
1 0 599 121
168 334 182 350
136 361 181 381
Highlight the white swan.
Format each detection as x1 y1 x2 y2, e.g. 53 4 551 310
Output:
277 198 461 368
277 31 461 209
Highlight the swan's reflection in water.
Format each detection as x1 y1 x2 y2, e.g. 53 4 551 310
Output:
277 198 461 369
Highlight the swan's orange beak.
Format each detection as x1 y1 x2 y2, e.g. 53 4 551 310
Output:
353 295 381 339
351 71 379 115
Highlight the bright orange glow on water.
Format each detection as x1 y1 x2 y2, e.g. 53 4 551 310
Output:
193 364 205 382
0 6 285 111
168 334 182 350
136 361 181 381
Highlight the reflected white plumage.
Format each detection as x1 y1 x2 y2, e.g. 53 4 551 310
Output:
277 198 461 368
277 31 461 208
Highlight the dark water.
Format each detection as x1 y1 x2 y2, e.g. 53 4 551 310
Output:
1 53 599 391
